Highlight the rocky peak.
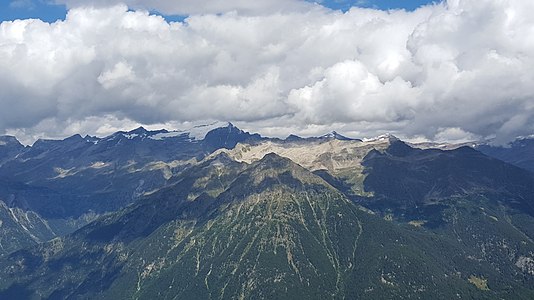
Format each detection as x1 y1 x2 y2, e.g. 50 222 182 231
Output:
0 135 23 147
320 131 355 141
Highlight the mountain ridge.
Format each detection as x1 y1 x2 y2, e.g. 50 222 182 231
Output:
0 124 534 299
2 149 534 299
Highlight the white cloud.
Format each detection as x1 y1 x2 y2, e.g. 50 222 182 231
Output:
434 127 480 143
1 0 534 144
53 0 314 15
287 60 421 124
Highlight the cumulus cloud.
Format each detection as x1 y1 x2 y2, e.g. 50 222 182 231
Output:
1 0 534 144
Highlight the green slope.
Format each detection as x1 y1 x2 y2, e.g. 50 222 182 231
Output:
1 153 534 299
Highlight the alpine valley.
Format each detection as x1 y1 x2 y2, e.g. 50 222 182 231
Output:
0 123 534 299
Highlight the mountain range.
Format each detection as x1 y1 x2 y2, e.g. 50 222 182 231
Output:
0 123 533 299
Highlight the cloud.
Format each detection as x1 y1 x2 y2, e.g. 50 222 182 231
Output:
53 0 314 15
9 0 36 10
1 0 534 144
287 60 421 124
434 127 480 143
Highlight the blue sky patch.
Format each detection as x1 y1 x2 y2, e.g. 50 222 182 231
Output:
0 0 439 23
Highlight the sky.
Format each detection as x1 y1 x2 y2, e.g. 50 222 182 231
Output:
0 1 437 22
1 0 533 145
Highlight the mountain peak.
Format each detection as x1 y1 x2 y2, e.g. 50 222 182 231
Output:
203 122 262 151
215 122 240 132
129 126 149 134
243 152 329 187
285 134 303 141
258 152 292 165
319 131 355 141
363 133 399 143
64 134 83 141
186 122 235 140
0 135 23 147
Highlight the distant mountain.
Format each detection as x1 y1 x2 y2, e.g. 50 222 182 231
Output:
0 122 261 256
360 140 534 221
1 152 533 299
202 122 262 152
213 133 396 200
215 136 534 220
282 131 362 143
318 131 360 141
410 136 534 174
0 136 24 166
0 122 261 216
1 128 534 299
476 137 534 173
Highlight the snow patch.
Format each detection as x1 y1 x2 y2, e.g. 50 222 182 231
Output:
149 131 187 141
149 122 230 141
362 133 398 142
53 167 76 178
90 161 110 169
187 122 230 140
